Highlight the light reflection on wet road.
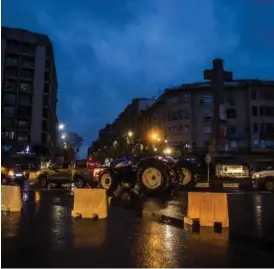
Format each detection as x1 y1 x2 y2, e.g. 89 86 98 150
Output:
2 188 274 268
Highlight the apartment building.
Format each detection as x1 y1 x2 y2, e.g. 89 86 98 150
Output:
139 79 274 153
1 26 58 158
89 98 155 154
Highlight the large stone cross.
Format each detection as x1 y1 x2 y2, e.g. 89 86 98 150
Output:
204 59 233 155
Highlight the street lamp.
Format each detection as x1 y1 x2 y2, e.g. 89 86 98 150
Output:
151 133 158 141
59 123 65 130
61 134 66 140
128 131 133 137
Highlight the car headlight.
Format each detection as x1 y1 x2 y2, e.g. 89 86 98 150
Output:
252 174 260 179
8 170 14 177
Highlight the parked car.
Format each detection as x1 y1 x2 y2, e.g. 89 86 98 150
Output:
251 161 274 191
1 165 27 186
36 161 99 188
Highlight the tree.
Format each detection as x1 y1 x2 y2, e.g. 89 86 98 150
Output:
66 132 84 159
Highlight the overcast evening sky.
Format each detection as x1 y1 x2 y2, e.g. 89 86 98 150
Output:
2 0 274 157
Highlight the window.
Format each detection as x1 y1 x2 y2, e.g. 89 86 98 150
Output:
227 126 237 134
202 95 213 103
226 94 236 106
168 97 179 105
17 135 28 142
43 108 49 118
230 141 238 149
3 80 17 91
19 95 32 106
21 69 33 80
261 123 265 133
5 66 18 77
226 109 237 119
252 106 258 116
6 56 19 65
251 89 257 100
46 59 51 70
204 110 213 117
21 57 34 68
22 44 35 55
183 94 189 103
204 125 212 134
260 107 264 116
44 96 49 106
253 123 258 133
41 133 48 144
3 93 16 105
263 90 274 100
20 82 33 92
265 107 274 117
3 106 15 118
42 120 48 131
2 131 14 140
44 84 50 94
7 41 20 53
45 72 50 82
265 123 274 134
2 119 13 129
18 120 30 129
18 106 32 118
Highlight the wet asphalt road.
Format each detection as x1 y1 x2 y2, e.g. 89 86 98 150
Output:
2 186 274 268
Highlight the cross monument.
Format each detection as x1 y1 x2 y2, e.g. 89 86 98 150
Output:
204 58 233 155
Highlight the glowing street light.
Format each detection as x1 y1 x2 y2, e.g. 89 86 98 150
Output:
61 134 66 140
59 123 65 130
128 131 133 137
151 133 158 140
157 138 161 142
164 139 168 144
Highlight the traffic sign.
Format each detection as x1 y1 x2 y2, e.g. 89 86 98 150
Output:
205 153 211 164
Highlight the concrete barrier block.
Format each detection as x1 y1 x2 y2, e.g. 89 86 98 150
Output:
214 193 229 228
188 192 202 219
200 193 215 227
187 192 229 227
1 185 22 212
72 189 107 219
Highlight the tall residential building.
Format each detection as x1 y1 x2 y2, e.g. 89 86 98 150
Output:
139 79 274 153
1 26 58 158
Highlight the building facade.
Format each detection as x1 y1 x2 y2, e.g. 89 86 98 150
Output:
140 80 274 153
1 26 58 158
89 98 155 155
